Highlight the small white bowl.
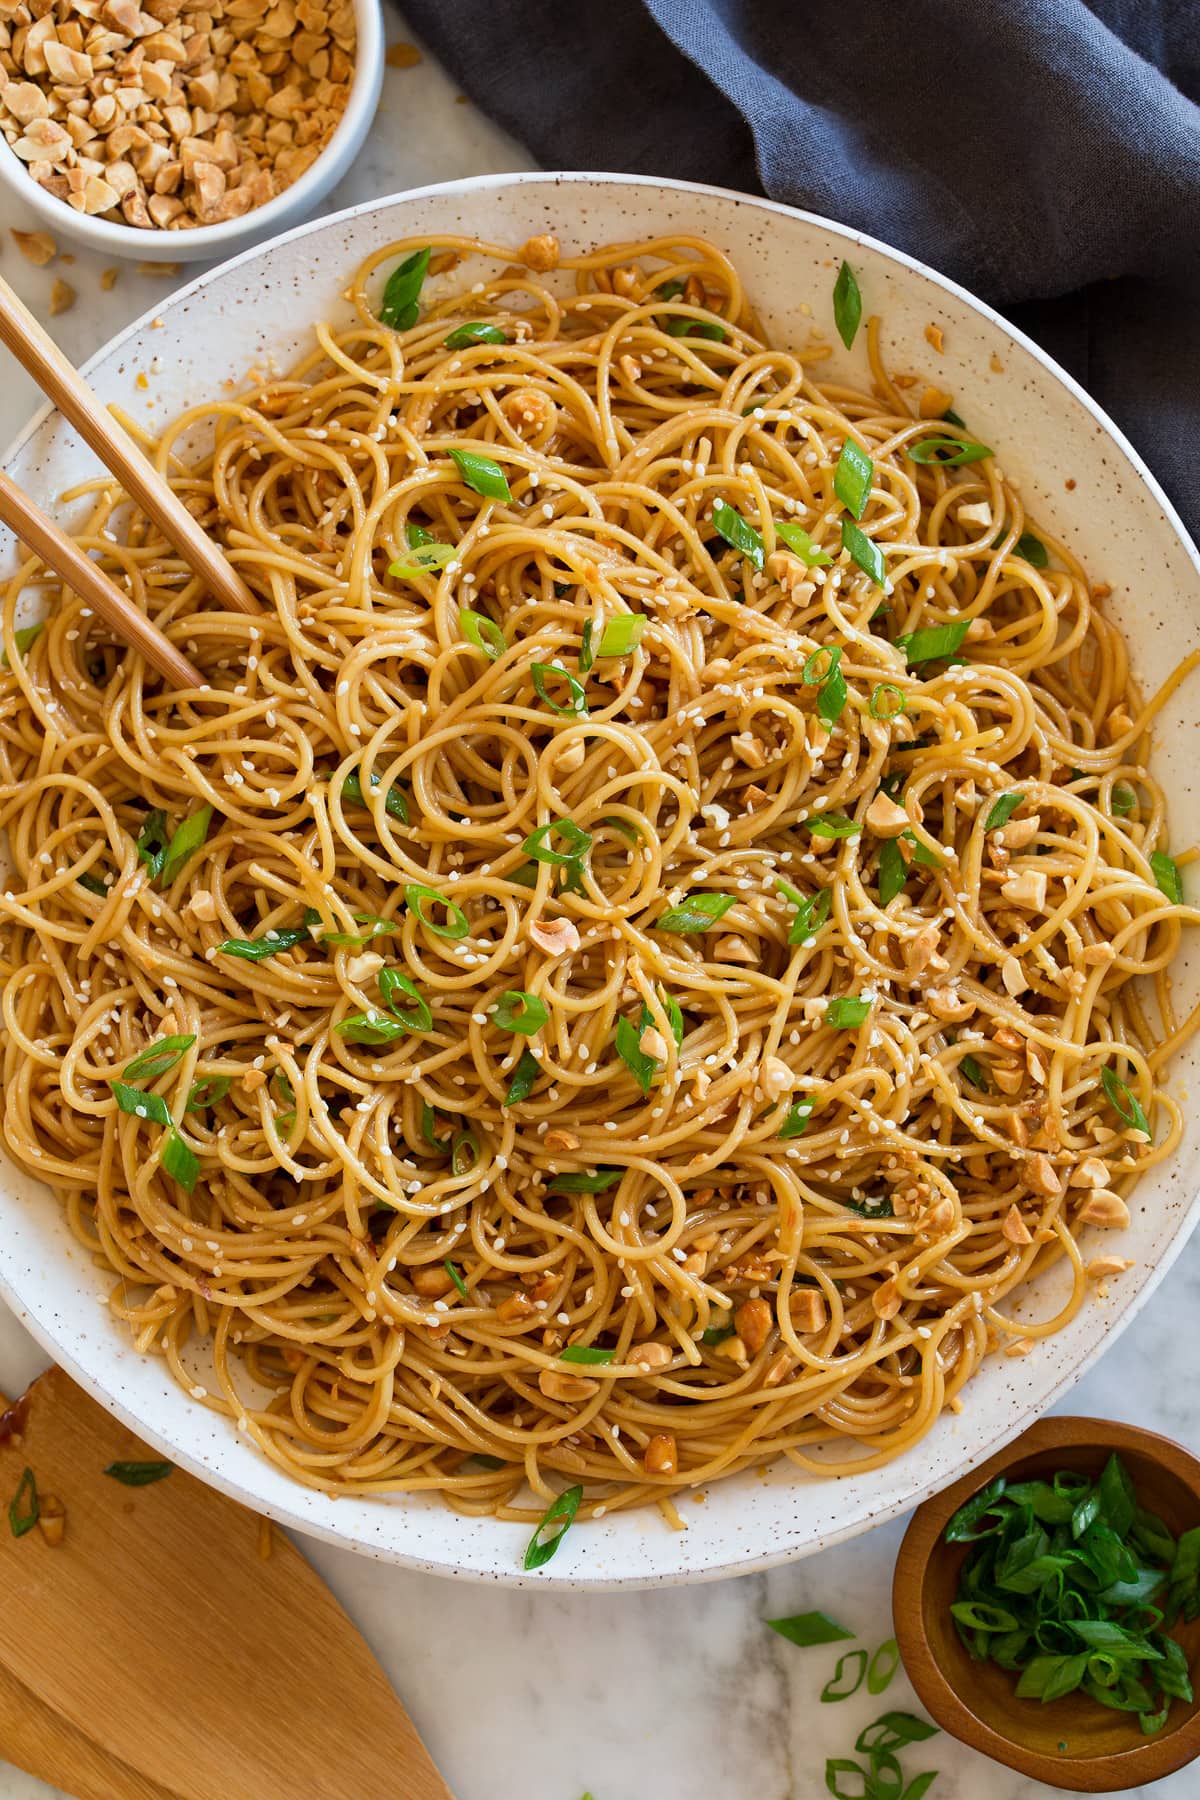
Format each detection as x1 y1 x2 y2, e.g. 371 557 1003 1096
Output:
0 0 383 263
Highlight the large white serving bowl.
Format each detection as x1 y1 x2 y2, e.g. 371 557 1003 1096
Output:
2 172 1198 1588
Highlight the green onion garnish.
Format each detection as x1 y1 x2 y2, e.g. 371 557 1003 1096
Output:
808 813 860 839
1111 785 1137 817
578 620 595 674
378 967 433 1032
218 926 309 961
896 621 970 666
960 1055 989 1093
335 1012 408 1046
340 768 410 824
405 883 470 940
907 436 993 466
531 661 588 716
1151 851 1183 904
549 1169 623 1193
821 1649 868 1702
460 609 507 659
158 805 213 888
834 439 873 520
492 989 549 1036
832 262 862 350
2 622 44 666
700 1322 736 1346
614 994 683 1095
597 615 646 657
985 792 1024 831
522 818 592 865
504 1047 540 1105
451 1128 480 1176
780 1098 814 1140
826 996 871 1029
389 541 456 580
8 1467 38 1537
711 498 765 570
841 518 885 585
803 645 841 687
449 447 511 502
444 322 507 349
776 520 833 567
405 522 435 547
1101 1065 1151 1138
123 1035 196 1081
665 316 727 342
104 1460 173 1485
134 808 169 881
444 1260 469 1298
161 1130 199 1190
111 1083 168 1120
655 891 737 933
803 645 849 728
767 1610 855 1648
379 246 431 330
776 882 831 944
559 1346 615 1365
1016 531 1049 567
186 1075 232 1111
421 1104 453 1153
524 1484 584 1570
869 683 906 720
878 838 906 906
78 872 109 896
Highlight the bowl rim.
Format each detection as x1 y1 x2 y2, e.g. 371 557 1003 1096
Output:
892 1415 1200 1791
2 169 1200 1588
0 0 383 258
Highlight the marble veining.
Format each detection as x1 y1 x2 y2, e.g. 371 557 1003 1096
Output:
0 9 1197 1795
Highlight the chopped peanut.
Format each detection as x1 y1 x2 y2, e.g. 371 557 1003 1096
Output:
1002 1204 1033 1246
1001 955 1028 997
538 1368 597 1403
644 1433 677 1475
49 276 75 314
556 736 586 773
1076 1189 1130 1229
411 1265 455 1298
1001 869 1048 911
759 1054 793 1101
638 1024 669 1061
789 1287 827 1333
1026 1153 1062 1198
496 1292 535 1323
1070 1156 1110 1189
872 1276 902 1321
184 889 217 921
997 813 1040 850
345 951 384 984
11 227 56 263
927 984 973 1022
543 1129 580 1152
239 1067 266 1092
520 233 559 273
735 1297 771 1356
714 932 757 963
865 792 910 836
529 917 580 958
630 1341 673 1370
1087 1254 1135 1281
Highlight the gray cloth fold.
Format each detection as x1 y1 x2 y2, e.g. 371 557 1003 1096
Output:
400 0 1200 541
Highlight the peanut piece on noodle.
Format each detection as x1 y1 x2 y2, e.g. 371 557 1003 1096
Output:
538 1369 597 1403
529 918 580 957
411 1266 455 1298
1070 1156 1111 1188
520 233 559 272
630 1341 673 1370
1026 1153 1063 1198
789 1288 827 1333
644 1433 677 1475
865 792 909 836
735 1298 771 1356
1002 1204 1033 1246
1076 1190 1131 1229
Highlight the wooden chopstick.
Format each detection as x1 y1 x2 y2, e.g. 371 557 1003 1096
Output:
0 470 204 690
0 275 258 617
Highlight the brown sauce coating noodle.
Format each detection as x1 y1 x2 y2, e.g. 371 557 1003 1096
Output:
0 232 1196 1532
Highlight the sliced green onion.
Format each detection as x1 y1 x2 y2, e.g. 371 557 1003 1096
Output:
388 541 456 580
186 1075 232 1111
378 967 433 1032
492 989 548 1036
775 520 833 567
826 996 871 1029
218 926 309 961
531 661 588 716
104 1460 172 1485
159 805 213 888
134 808 169 881
123 1035 195 1081
444 1260 469 1298
711 498 765 571
379 246 431 330
614 995 681 1095
460 609 507 659
819 663 848 728
869 683 906 720
405 883 470 940
111 1082 171 1126
897 620 970 666
522 818 592 866
421 1104 453 1152
856 1711 938 1753
941 408 967 428
161 1127 199 1192
878 838 907 906
866 1638 901 1694
2 622 44 667
907 436 993 466
597 615 646 657
834 438 873 520
985 792 1024 831
524 1483 583 1570
655 891 736 933
451 1128 480 1175
1101 1065 1151 1138
579 619 595 674
768 1610 854 1648
780 1098 814 1140
405 522 435 548
1150 851 1183 904
803 645 842 687
78 872 109 896
1016 531 1049 567
336 1011 408 1046
841 517 885 585
700 1322 736 1346
504 1047 540 1106
776 882 831 945
8 1467 38 1537
960 1055 989 1093
1111 785 1137 817
821 1649 869 1702
444 321 507 349
832 262 862 350
340 768 410 825
665 316 727 342
559 1346 615 1365
549 1169 623 1193
449 447 511 502
808 813 860 839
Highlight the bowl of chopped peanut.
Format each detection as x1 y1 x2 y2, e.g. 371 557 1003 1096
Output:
0 0 383 259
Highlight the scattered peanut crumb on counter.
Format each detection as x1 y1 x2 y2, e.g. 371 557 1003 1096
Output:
99 265 119 291
48 275 74 314
11 228 56 264
137 262 182 278
37 1493 66 1546
924 322 944 353
385 40 421 68
135 370 149 388
990 352 1005 373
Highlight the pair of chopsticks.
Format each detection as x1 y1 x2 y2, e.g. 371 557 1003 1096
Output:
0 274 258 688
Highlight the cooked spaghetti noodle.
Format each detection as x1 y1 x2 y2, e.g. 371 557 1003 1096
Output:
0 231 1195 1541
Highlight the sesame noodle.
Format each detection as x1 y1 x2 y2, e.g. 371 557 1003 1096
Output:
0 230 1196 1538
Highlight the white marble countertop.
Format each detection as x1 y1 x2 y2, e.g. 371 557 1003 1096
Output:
0 12 1196 1798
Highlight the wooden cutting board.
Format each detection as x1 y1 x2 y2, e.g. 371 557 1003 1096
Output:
0 1366 453 1800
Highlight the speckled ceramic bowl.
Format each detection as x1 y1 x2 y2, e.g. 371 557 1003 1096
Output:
1 173 1198 1587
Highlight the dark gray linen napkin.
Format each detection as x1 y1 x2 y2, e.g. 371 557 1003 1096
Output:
399 0 1200 544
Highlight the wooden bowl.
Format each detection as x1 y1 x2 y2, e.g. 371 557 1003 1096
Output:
893 1417 1200 1793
